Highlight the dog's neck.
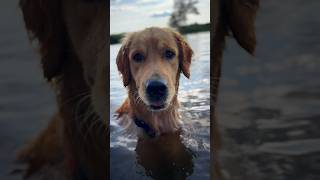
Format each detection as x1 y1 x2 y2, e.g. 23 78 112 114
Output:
128 84 181 137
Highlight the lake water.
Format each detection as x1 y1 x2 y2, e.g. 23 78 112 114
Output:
0 1 56 179
218 0 320 179
110 32 210 180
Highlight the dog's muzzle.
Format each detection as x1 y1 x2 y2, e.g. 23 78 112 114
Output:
145 79 168 110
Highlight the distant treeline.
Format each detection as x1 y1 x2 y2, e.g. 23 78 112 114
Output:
110 22 210 44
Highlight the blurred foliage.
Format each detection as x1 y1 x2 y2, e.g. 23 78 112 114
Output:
178 23 210 34
110 33 125 44
169 0 199 28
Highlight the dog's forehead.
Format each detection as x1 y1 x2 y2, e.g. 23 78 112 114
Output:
130 28 177 48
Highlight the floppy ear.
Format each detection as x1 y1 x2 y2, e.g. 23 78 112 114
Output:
116 41 131 87
226 0 259 55
19 0 66 81
172 31 193 79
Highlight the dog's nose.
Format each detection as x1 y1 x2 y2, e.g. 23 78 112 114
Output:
146 79 168 102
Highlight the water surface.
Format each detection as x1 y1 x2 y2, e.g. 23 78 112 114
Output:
218 1 320 179
0 1 56 179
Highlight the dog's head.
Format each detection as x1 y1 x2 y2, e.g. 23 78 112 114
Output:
20 0 107 122
116 27 193 111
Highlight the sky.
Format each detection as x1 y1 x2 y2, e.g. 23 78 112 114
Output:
110 0 210 34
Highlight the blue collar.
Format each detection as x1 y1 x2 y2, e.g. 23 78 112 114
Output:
134 117 156 138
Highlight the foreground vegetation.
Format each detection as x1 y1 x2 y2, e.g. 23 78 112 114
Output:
110 23 210 44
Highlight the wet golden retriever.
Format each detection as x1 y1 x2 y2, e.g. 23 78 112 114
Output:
114 27 195 179
17 0 107 179
116 27 193 137
212 0 259 179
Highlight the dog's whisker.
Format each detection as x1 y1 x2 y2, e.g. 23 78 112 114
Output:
73 94 101 138
73 94 90 126
80 104 97 130
62 90 90 106
83 114 101 142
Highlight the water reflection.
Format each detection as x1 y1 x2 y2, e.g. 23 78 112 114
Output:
110 32 210 180
136 131 194 180
218 1 320 179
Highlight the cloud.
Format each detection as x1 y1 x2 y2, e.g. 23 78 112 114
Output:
136 0 162 5
110 4 137 11
151 11 172 18
111 0 161 7
111 0 158 12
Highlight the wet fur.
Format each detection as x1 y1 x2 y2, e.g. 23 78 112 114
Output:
17 0 107 179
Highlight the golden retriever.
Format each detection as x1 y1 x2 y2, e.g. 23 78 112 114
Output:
212 0 259 179
17 0 107 179
115 27 193 137
114 26 195 180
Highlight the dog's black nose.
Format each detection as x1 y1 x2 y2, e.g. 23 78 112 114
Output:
146 80 168 102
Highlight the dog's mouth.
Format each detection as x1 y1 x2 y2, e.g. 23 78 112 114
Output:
150 102 166 110
148 100 167 111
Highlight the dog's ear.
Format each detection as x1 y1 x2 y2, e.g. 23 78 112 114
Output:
226 0 259 54
172 30 193 79
116 39 131 87
19 0 66 81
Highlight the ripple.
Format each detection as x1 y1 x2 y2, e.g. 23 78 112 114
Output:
258 139 320 155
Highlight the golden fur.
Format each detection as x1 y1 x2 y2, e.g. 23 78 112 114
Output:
212 0 260 179
116 27 193 136
17 0 107 179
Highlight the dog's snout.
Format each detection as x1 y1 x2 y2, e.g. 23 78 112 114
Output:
146 79 168 102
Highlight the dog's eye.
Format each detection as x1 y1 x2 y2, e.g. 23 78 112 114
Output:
164 50 175 60
132 53 145 62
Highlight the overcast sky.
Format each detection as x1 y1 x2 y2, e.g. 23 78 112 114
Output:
110 0 210 34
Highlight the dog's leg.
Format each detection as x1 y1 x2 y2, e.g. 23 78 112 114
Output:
212 0 259 179
212 0 227 178
16 113 64 178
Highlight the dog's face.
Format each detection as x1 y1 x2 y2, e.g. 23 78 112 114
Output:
128 29 180 111
20 0 107 122
117 28 193 111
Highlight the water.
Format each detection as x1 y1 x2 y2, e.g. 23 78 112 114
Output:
110 32 210 180
218 0 320 179
0 1 56 179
